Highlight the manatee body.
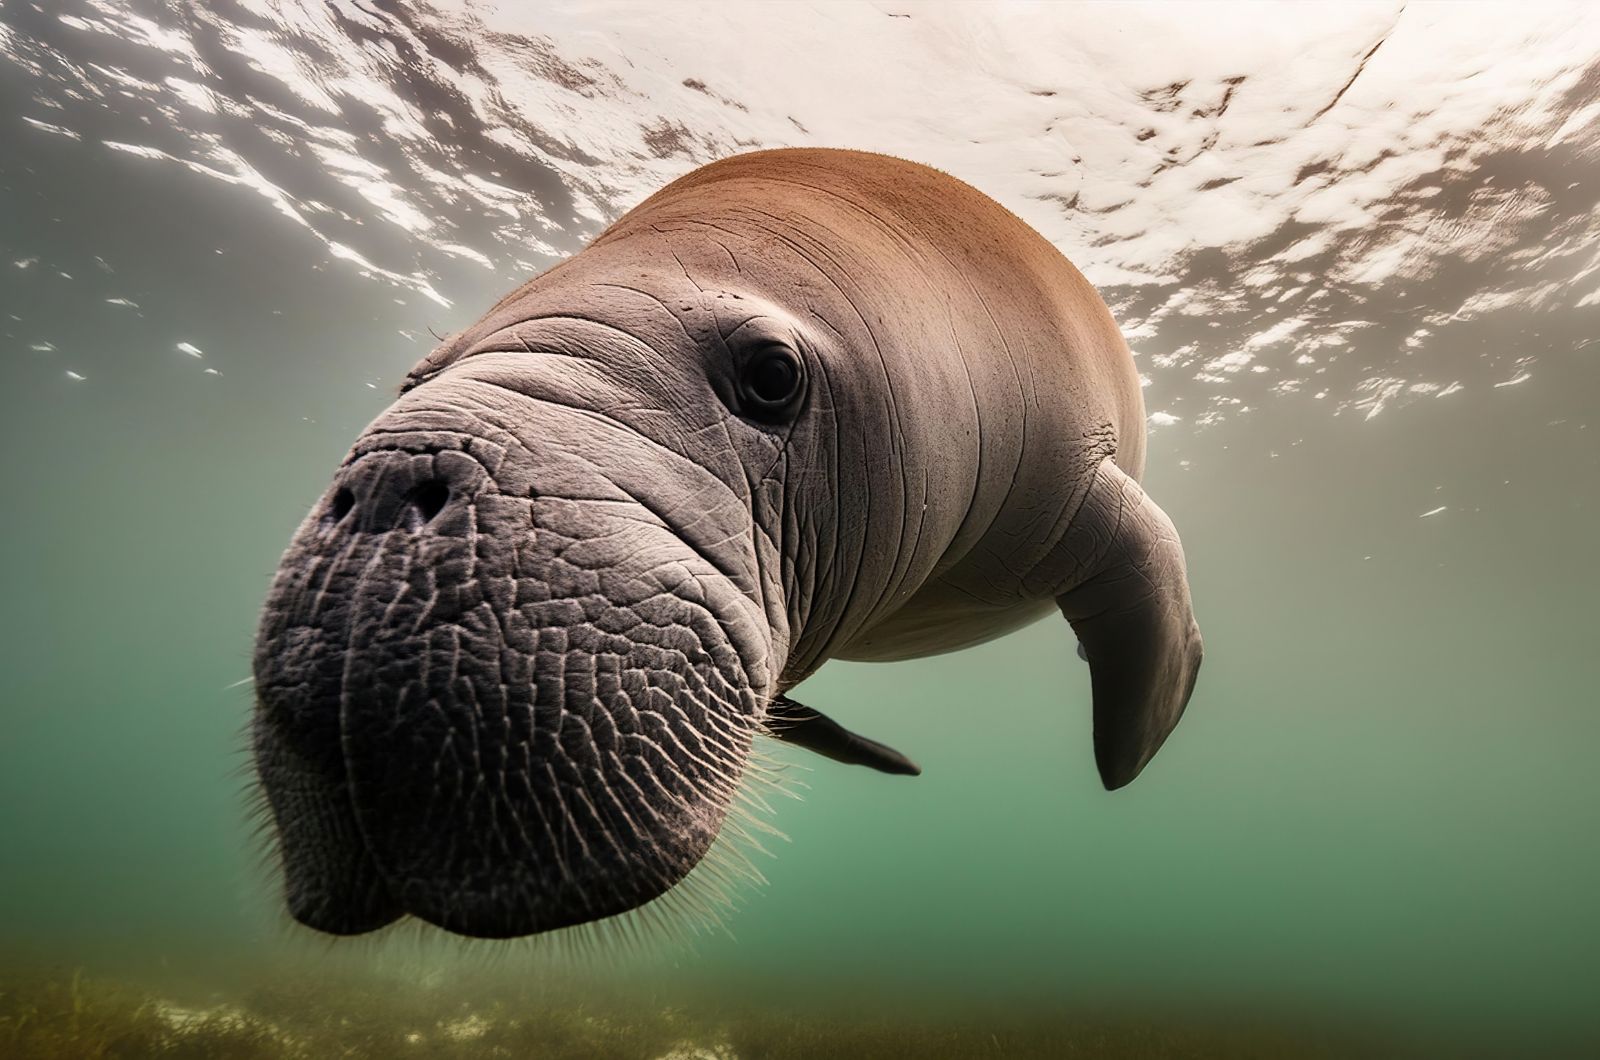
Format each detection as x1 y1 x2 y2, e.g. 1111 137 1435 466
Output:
252 148 1202 939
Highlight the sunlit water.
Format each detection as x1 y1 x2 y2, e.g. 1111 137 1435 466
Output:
2 2 1597 1056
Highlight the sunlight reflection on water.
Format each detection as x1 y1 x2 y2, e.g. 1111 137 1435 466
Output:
4 0 1598 436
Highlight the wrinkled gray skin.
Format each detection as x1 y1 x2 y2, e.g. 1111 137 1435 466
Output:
253 148 1202 939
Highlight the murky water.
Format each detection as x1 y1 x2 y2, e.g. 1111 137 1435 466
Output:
2 2 1598 1056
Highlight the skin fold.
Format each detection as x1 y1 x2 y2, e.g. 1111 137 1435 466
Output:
252 148 1202 939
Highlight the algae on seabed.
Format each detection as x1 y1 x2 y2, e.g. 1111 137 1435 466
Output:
0 965 1401 1060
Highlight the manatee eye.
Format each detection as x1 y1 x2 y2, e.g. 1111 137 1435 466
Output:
738 344 805 420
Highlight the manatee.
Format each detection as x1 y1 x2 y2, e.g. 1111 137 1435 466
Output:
252 147 1202 939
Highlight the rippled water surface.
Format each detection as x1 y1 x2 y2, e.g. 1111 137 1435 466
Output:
2 2 1598 1056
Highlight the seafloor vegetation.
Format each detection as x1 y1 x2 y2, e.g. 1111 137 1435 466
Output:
0 964 1404 1060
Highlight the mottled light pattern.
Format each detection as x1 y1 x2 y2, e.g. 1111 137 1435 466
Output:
4 0 1598 433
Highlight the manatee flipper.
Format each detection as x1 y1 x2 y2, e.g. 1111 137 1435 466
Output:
1056 459 1203 791
765 695 922 776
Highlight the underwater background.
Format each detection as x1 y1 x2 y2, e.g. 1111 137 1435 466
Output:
2 1 1597 1056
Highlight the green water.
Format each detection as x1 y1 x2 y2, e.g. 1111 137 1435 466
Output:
3 5 1599 1056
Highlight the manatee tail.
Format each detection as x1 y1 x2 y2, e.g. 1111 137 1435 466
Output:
1056 459 1203 790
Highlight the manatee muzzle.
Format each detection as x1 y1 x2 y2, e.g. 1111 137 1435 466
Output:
253 419 762 939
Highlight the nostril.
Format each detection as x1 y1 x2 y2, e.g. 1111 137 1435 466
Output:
408 479 450 524
329 488 355 522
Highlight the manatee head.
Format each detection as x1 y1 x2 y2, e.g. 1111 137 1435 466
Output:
251 260 821 938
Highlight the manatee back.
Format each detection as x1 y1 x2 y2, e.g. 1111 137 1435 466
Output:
590 148 1154 664
609 147 1148 482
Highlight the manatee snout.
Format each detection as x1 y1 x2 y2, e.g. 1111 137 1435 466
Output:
253 369 769 938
